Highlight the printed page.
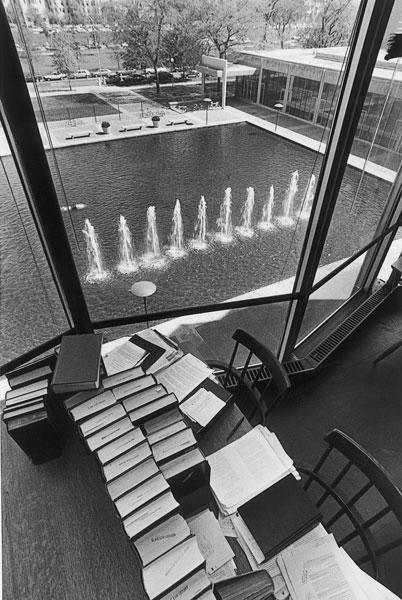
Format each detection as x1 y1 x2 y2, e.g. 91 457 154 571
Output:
187 510 234 574
156 354 213 402
207 427 293 514
103 341 146 376
181 388 226 427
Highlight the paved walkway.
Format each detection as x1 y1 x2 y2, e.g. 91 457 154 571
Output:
229 98 402 172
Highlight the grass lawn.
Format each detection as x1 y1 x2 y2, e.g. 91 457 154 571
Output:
31 93 118 122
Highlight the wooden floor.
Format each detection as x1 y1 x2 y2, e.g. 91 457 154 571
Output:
2 288 402 599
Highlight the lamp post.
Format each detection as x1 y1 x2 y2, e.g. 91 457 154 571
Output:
274 102 284 132
130 281 156 328
204 97 212 125
170 57 174 87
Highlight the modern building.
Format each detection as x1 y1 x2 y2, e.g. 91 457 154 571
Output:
236 46 402 153
4 0 103 25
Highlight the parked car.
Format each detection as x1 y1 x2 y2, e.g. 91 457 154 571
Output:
43 71 67 81
92 68 115 78
106 73 148 86
24 73 41 83
151 71 174 83
72 69 91 79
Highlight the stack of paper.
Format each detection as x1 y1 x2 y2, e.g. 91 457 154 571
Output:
155 354 213 402
207 425 295 514
278 533 401 600
181 388 226 427
135 328 183 374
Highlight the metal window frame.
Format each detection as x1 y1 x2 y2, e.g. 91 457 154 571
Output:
278 0 395 362
0 3 92 335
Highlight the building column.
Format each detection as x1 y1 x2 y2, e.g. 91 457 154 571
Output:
221 61 228 109
256 58 263 105
313 70 326 123
282 66 293 112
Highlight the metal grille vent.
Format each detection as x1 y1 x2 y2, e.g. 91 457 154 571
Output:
309 286 391 364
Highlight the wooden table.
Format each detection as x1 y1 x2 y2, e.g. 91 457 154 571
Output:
2 387 250 600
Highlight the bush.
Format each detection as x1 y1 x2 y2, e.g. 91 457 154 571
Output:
151 115 160 121
101 121 110 128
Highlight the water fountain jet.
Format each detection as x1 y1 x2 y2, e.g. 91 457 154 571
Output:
215 187 233 243
258 185 275 230
236 187 255 237
141 206 167 268
167 199 186 258
300 174 316 220
190 196 208 250
82 218 109 282
277 170 299 227
117 215 139 273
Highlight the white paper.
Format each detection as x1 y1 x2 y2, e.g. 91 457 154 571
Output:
207 426 294 514
103 341 146 375
208 559 237 583
181 388 225 427
187 509 234 574
218 513 237 538
341 549 401 600
278 534 367 600
156 354 213 402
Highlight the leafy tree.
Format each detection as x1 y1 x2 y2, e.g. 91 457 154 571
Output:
195 0 255 59
65 0 85 25
271 0 303 48
163 17 208 77
258 0 280 44
52 31 78 76
118 0 177 93
298 0 357 48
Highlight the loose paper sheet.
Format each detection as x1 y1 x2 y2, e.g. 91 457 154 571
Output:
103 341 146 375
181 388 225 427
187 510 234 575
156 354 213 402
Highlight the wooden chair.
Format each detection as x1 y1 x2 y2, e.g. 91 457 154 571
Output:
299 429 402 581
206 329 291 427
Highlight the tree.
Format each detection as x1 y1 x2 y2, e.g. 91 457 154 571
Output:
258 0 280 44
163 15 208 77
271 0 303 48
65 0 85 25
298 0 357 48
118 0 177 93
52 31 79 82
195 0 256 59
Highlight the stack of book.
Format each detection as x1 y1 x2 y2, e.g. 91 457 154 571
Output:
214 571 275 600
2 357 61 463
63 362 214 600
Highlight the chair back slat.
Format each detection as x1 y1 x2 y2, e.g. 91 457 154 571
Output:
240 351 253 381
316 460 353 508
325 430 402 523
232 329 291 396
251 364 265 390
224 341 239 388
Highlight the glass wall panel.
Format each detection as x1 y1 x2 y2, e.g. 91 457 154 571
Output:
260 69 287 108
297 253 367 344
0 150 70 366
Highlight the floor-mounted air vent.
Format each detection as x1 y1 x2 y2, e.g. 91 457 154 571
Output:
284 358 315 375
309 285 392 365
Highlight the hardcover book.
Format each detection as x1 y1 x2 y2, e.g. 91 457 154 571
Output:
51 334 103 393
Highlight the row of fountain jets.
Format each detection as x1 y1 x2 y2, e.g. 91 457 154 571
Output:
83 170 316 282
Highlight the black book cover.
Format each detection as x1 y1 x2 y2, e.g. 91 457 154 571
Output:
238 474 321 561
6 409 62 464
51 333 103 393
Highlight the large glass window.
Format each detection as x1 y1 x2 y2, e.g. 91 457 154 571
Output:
0 150 70 365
